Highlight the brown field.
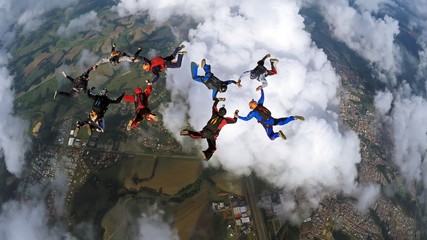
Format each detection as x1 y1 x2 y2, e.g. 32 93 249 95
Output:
49 49 66 65
131 30 145 45
24 52 52 76
173 183 212 240
102 196 134 240
140 21 157 35
138 156 201 195
121 156 157 190
32 121 42 135
211 173 244 196
64 46 83 62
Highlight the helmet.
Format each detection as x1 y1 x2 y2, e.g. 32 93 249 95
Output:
250 70 258 79
219 84 227 93
141 62 150 72
100 88 108 96
110 51 121 57
218 107 227 116
249 99 257 109
90 111 98 121
135 87 143 94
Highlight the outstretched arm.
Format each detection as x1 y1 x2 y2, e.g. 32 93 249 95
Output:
238 111 255 121
96 57 110 66
238 71 250 81
259 75 268 88
144 83 153 97
223 79 242 88
62 71 74 82
211 89 219 100
83 66 95 76
258 88 265 105
225 114 237 124
223 80 238 85
110 92 125 104
212 98 219 114
123 94 135 102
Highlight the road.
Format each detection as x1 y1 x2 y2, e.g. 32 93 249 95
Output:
243 175 269 240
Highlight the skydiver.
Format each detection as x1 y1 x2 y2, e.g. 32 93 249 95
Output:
236 88 304 140
123 82 158 131
74 87 124 136
95 43 143 67
54 66 96 99
140 44 186 83
238 54 279 91
180 98 238 160
191 59 242 100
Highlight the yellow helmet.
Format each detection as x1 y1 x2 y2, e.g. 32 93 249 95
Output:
110 50 121 57
90 111 98 121
141 62 150 72
249 99 257 109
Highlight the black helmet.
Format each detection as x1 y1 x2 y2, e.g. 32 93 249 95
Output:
219 84 227 93
100 88 108 96
218 107 227 116
250 70 258 79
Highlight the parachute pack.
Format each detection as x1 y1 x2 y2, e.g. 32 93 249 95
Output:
205 75 222 90
255 105 271 121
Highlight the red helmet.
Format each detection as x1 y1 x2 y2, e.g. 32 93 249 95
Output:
135 87 143 94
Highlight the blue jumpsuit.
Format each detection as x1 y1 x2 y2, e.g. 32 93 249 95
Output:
191 62 238 99
238 89 295 140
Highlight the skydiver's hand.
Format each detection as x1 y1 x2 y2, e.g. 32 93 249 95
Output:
234 110 239 118
217 97 226 102
61 71 67 77
256 85 262 91
90 86 96 91
236 80 242 88
265 53 271 58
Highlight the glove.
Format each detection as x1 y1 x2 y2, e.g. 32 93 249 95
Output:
234 110 239 118
61 71 67 77
256 85 262 91
217 97 226 101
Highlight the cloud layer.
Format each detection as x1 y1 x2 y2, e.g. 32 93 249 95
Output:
136 205 179 240
303 0 401 84
57 11 101 38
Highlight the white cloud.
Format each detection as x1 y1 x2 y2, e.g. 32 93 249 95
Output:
116 0 364 221
376 84 427 185
353 183 381 213
0 66 30 176
303 0 401 84
0 200 73 240
0 0 77 35
57 11 101 38
374 90 393 116
136 205 179 240
77 49 100 70
0 0 80 176
354 0 390 13
0 158 77 240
